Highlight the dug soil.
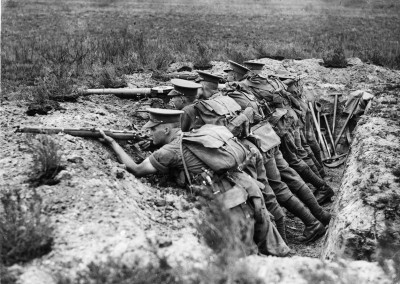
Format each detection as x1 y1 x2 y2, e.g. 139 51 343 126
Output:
1 57 399 283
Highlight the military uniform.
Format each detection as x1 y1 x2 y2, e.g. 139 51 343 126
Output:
147 117 289 256
192 69 329 242
226 62 331 240
232 64 333 204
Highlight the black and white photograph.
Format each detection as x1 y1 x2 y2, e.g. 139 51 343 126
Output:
1 0 399 283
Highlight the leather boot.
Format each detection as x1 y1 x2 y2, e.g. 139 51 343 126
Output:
315 184 335 205
309 151 326 178
275 217 287 244
308 161 322 179
300 167 326 190
282 196 326 243
296 185 332 226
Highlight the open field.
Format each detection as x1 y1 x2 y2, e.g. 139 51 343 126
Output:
1 0 400 95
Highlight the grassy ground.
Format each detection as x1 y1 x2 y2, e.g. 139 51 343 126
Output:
1 0 400 95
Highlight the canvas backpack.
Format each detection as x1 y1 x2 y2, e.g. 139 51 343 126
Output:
194 95 242 127
182 124 249 173
223 87 265 122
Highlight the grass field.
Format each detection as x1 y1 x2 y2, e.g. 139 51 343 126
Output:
1 0 400 94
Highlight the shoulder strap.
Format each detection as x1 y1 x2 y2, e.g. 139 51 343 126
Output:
180 132 192 187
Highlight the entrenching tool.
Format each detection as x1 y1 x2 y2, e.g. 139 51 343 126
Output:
328 92 343 139
321 113 336 156
334 97 361 149
320 113 348 168
314 101 322 143
308 102 329 159
320 128 331 157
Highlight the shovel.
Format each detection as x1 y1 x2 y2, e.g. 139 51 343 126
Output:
320 112 348 168
334 97 360 150
328 93 342 138
314 101 322 143
308 102 329 159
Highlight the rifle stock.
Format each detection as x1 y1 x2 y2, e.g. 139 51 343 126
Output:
16 127 150 142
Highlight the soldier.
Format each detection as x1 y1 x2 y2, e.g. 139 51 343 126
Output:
228 60 334 205
281 74 328 175
98 108 290 257
172 74 329 243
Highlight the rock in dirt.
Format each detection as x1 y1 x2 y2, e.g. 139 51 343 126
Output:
26 100 64 116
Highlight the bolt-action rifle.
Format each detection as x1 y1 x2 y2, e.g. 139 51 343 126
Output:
16 126 152 160
15 126 150 141
77 86 174 102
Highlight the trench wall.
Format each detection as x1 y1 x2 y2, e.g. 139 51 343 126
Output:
321 90 400 263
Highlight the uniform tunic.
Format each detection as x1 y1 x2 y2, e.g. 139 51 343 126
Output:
148 131 290 256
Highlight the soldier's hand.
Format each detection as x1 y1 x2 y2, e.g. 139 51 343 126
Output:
137 140 153 150
98 129 115 145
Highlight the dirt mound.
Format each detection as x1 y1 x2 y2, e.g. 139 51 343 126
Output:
1 58 399 283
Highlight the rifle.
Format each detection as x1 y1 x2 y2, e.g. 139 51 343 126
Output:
78 86 174 102
78 84 227 99
15 126 150 141
16 127 151 160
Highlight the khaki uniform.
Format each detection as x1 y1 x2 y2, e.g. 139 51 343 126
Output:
149 131 290 256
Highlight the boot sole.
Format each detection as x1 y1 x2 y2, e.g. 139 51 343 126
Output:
301 225 326 244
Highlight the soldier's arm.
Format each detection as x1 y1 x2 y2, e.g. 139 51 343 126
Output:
99 130 157 177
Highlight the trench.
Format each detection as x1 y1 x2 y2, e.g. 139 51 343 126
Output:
285 86 400 262
319 88 400 262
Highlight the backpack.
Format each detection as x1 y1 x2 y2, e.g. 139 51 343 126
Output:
224 87 264 122
182 124 249 173
239 75 291 112
194 95 242 126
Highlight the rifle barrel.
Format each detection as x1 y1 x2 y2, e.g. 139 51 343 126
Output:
79 88 152 95
16 127 148 141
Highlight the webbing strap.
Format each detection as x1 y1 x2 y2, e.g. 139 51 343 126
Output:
180 132 192 187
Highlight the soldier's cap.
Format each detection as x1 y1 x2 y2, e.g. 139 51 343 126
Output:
268 108 288 126
243 61 265 71
274 69 298 80
197 71 223 90
143 108 184 129
228 60 250 76
167 78 202 97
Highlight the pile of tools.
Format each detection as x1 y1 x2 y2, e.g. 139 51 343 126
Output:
309 93 361 168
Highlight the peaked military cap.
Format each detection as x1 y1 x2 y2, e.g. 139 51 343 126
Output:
197 71 223 90
274 69 298 80
268 108 288 126
143 108 184 129
243 61 265 72
228 60 250 77
167 79 202 97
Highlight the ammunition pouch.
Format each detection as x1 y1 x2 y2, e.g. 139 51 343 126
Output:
216 184 248 210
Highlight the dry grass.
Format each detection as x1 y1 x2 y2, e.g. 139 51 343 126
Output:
27 135 64 187
0 189 54 266
1 0 399 98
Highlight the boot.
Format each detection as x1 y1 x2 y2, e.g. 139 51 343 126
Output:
282 197 326 243
307 161 323 179
309 151 326 178
275 216 287 244
296 184 332 226
300 167 326 190
315 184 335 205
